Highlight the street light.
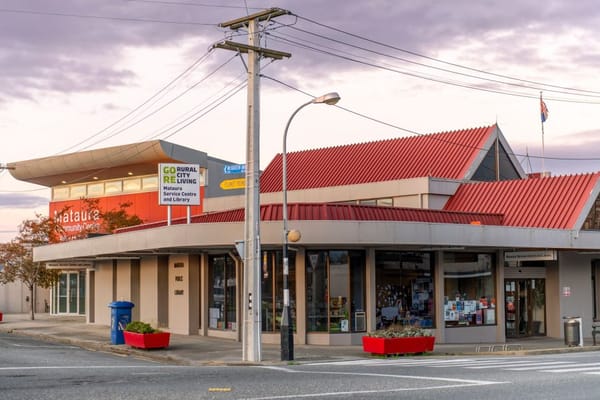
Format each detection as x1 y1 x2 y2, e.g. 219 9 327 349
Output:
281 92 340 361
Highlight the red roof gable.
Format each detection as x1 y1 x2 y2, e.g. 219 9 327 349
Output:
260 125 496 192
116 203 503 233
443 173 600 229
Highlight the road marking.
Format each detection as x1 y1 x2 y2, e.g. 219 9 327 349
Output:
465 360 568 369
256 366 506 399
0 365 183 371
506 362 575 371
11 343 79 349
546 363 600 373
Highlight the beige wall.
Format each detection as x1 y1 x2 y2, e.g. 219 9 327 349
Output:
0 282 49 314
93 260 115 326
168 255 200 335
558 252 595 338
139 257 159 326
204 177 460 213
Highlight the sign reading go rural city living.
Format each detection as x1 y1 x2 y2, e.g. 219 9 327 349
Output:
159 163 201 205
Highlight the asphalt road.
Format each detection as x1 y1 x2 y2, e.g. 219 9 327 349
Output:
2 332 600 399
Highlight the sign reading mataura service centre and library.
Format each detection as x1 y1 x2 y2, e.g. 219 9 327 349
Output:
159 163 201 206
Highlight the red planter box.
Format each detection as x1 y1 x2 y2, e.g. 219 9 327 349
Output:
123 331 170 349
362 336 435 355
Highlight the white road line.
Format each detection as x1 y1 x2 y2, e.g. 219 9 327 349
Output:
505 362 575 371
0 365 183 371
303 357 500 367
254 366 506 399
465 361 570 369
261 365 502 383
546 363 600 373
10 343 79 349
428 359 532 368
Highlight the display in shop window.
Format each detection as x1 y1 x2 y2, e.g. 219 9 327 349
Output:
443 294 496 326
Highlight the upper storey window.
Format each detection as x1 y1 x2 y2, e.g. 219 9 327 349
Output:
51 175 158 201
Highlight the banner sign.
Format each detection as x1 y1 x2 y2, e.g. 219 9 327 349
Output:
159 163 201 205
504 250 557 262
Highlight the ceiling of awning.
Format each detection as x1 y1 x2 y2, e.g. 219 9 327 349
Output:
8 140 208 187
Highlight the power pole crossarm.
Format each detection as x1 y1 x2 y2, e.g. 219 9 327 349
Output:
213 41 291 60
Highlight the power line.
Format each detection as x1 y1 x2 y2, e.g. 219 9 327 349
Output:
274 24 600 101
57 49 216 154
266 34 551 102
77 52 238 151
0 7 216 25
262 74 600 162
142 71 247 140
293 13 600 97
266 32 600 105
126 0 263 10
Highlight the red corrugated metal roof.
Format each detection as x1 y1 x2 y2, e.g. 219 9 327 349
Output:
443 173 600 229
260 125 496 192
116 203 503 233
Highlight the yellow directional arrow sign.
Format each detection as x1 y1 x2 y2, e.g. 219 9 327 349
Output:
220 178 246 190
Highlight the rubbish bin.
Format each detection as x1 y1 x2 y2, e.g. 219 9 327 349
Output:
108 301 135 345
563 316 581 347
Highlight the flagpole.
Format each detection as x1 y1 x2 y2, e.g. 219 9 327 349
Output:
540 91 545 176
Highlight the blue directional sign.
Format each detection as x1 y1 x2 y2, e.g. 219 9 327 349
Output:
224 164 246 174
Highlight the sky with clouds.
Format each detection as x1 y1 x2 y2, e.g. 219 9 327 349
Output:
1 0 600 241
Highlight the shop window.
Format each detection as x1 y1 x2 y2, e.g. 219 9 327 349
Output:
261 250 296 332
105 180 122 194
306 250 365 333
375 252 434 329
359 199 377 206
70 185 86 198
53 186 69 201
443 253 496 327
376 198 393 207
123 178 141 192
208 255 237 331
87 182 104 197
142 176 158 190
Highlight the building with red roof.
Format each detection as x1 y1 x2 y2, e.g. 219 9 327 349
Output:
9 123 600 347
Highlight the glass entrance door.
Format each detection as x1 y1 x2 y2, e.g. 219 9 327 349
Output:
505 279 546 338
53 271 85 315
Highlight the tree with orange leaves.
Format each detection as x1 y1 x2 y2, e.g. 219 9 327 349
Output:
0 212 64 320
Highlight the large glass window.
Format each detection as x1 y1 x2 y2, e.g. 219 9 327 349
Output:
208 255 237 331
375 252 434 329
123 178 141 192
261 250 296 332
70 185 87 198
444 252 496 327
306 250 365 333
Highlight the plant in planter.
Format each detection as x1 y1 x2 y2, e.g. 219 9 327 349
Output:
123 321 170 349
362 325 435 355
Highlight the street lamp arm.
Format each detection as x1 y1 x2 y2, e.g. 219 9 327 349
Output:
282 100 313 231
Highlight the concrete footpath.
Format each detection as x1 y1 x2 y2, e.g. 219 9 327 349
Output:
0 313 598 366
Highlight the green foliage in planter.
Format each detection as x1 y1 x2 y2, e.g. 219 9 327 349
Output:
124 321 160 334
365 325 432 338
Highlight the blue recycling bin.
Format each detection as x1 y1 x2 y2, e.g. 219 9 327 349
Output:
108 301 135 345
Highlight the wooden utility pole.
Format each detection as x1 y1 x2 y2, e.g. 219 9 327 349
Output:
215 8 291 362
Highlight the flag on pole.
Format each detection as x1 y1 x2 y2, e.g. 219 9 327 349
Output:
540 96 549 123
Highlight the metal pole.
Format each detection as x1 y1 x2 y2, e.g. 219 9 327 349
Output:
242 17 262 363
281 101 311 361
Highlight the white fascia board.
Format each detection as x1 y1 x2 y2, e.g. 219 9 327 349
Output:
34 220 598 263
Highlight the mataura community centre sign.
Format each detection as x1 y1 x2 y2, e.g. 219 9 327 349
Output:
159 163 201 206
